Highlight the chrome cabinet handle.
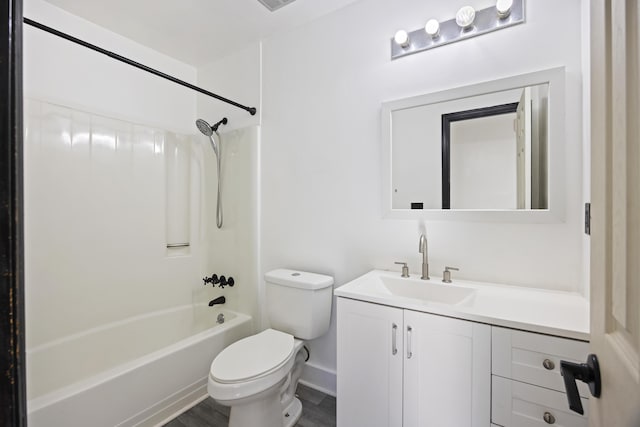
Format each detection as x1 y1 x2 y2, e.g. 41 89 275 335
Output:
543 359 555 370
407 326 413 359
392 323 398 355
543 411 556 424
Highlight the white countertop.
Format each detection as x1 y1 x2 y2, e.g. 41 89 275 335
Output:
334 270 590 341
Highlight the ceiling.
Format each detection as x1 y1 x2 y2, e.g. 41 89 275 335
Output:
42 0 360 67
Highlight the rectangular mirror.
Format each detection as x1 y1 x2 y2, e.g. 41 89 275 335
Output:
382 67 565 222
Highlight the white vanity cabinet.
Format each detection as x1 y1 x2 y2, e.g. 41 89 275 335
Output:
337 297 491 427
335 271 591 427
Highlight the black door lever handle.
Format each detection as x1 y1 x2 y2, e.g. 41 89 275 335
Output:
560 354 601 415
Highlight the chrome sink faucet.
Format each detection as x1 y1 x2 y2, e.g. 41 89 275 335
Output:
419 234 429 280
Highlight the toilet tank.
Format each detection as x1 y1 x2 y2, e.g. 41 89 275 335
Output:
265 269 333 340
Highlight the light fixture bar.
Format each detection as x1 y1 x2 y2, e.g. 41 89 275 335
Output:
390 0 525 60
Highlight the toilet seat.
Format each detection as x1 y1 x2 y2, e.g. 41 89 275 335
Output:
211 329 294 384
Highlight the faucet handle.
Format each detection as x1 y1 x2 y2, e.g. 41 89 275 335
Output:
394 262 410 278
442 266 459 283
203 274 219 286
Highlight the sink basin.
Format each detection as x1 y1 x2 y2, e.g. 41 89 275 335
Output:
380 276 475 305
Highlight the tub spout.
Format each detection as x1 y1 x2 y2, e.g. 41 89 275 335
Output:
208 296 226 307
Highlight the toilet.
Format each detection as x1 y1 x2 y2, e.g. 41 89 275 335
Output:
207 269 333 427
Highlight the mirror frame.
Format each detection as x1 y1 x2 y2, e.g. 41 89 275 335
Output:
381 67 565 223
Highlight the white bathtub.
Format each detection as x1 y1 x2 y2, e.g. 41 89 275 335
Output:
27 304 253 427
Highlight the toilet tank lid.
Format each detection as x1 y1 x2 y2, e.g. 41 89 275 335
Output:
265 269 333 290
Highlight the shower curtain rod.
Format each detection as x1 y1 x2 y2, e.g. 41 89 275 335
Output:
23 17 257 116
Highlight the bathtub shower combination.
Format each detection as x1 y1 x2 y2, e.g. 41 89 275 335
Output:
24 100 253 426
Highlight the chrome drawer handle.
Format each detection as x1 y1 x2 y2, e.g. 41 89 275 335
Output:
407 326 413 359
543 359 555 370
543 411 556 424
392 323 398 355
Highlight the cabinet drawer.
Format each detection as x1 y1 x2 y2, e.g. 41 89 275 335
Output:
492 327 589 397
492 376 588 427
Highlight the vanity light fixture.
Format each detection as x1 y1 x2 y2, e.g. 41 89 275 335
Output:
425 19 440 38
390 0 525 60
394 29 410 48
455 6 476 30
496 0 513 18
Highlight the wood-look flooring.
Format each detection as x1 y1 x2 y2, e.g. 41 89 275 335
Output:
163 384 336 427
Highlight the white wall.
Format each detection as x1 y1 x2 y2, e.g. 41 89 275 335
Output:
197 43 262 132
23 0 196 134
259 0 585 392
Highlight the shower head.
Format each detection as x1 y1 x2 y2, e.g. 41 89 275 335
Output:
196 118 214 136
195 117 228 136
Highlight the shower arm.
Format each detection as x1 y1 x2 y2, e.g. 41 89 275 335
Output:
23 17 257 116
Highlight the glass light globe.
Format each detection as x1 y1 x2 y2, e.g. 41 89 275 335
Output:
456 6 476 29
496 0 513 18
425 19 440 38
394 30 410 48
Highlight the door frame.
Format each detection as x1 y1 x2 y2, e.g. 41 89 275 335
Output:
0 0 27 425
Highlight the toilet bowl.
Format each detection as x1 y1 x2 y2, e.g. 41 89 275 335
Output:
207 269 333 427
208 329 305 427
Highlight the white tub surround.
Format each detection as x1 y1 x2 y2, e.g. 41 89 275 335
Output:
27 306 252 427
334 269 589 340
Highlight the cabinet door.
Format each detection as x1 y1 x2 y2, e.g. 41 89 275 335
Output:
337 298 403 427
403 310 491 427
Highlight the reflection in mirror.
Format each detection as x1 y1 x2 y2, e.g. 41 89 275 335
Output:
390 83 550 210
382 67 565 222
443 102 519 209
391 84 549 209
440 83 549 210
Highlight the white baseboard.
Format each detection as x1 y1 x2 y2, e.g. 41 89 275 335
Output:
300 362 336 397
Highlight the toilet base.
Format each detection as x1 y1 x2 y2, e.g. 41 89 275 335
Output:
283 397 302 427
227 380 285 427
